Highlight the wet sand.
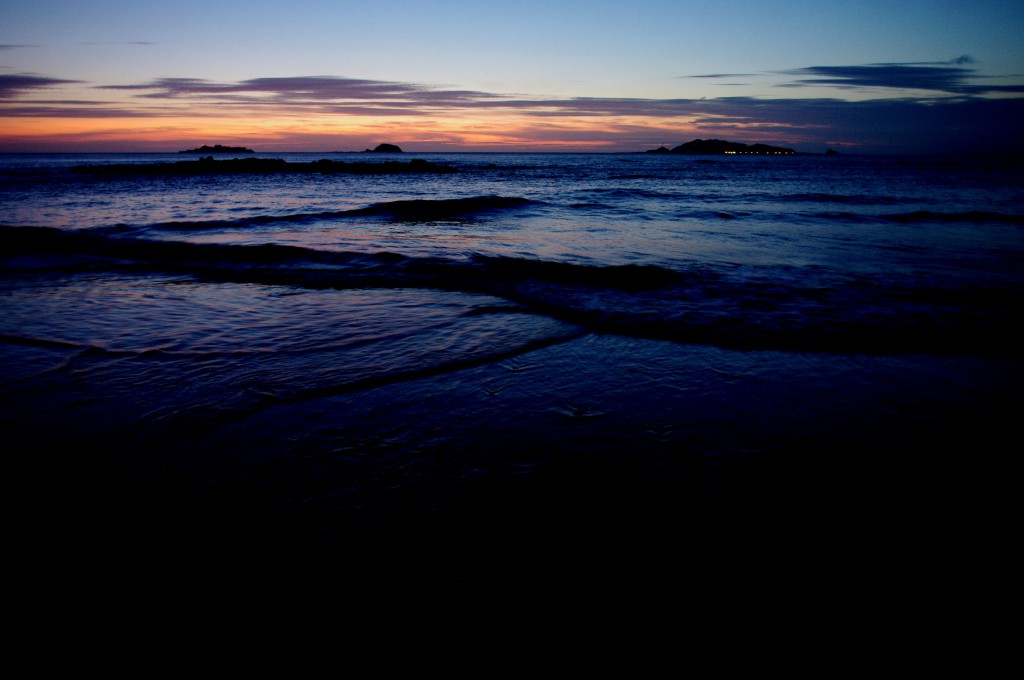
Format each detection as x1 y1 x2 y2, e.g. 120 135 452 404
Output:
49 332 1020 589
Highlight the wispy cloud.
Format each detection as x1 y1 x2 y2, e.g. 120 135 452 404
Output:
683 57 1024 96
0 74 82 98
78 41 156 46
684 73 762 79
783 63 970 91
0 102 158 118
776 56 1014 94
103 75 502 105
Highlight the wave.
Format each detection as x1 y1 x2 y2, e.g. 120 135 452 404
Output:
884 210 1024 225
781 192 906 205
588 188 680 199
0 333 86 351
3 224 1021 356
122 195 534 231
813 210 1024 225
343 195 531 220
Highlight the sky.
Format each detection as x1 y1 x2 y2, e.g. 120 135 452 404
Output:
2 0 1023 153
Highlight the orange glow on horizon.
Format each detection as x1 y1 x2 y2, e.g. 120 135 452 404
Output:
0 108 718 152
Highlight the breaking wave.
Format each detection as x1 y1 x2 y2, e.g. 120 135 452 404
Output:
131 195 535 231
4 223 1021 356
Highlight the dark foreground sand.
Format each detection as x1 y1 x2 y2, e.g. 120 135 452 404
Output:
42 332 1018 594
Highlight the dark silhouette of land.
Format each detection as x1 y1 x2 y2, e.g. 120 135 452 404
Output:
364 143 403 153
72 157 458 176
647 139 795 155
179 144 255 154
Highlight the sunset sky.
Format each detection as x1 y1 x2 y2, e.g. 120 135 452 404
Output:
2 0 1023 154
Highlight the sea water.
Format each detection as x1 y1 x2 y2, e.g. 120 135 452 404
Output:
3 152 1022 565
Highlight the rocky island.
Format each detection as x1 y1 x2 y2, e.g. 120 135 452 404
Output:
179 144 255 154
647 139 795 155
364 143 403 153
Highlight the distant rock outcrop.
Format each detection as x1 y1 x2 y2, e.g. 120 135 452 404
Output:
180 144 254 154
647 139 795 155
365 143 403 153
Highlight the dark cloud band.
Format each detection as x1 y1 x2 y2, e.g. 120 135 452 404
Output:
0 74 82 98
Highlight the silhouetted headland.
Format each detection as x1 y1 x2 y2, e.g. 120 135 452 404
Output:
364 143 403 153
72 157 457 176
647 139 795 155
179 144 255 154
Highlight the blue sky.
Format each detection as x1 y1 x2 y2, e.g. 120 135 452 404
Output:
2 0 1022 152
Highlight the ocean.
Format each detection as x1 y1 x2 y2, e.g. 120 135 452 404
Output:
3 151 1022 586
